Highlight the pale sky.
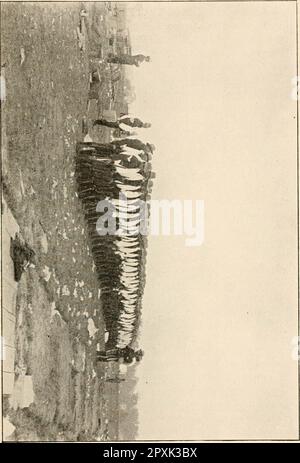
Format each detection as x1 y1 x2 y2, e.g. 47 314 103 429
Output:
126 2 298 440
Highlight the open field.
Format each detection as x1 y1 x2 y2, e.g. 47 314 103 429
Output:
1 1 123 441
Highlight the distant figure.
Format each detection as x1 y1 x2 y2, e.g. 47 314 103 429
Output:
119 116 151 129
111 138 155 154
107 53 150 67
93 115 151 130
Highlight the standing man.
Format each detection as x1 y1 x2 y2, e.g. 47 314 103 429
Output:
111 138 155 155
107 53 150 67
93 114 151 130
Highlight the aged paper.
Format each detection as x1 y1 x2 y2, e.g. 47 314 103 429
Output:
0 0 299 442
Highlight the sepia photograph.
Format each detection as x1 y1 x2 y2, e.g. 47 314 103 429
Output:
0 0 299 444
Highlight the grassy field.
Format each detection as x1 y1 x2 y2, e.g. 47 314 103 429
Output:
1 1 122 441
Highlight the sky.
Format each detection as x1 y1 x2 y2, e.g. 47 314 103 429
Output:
125 1 298 440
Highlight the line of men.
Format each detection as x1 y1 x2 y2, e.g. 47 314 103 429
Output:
75 115 154 364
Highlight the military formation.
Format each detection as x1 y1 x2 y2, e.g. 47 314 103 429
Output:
75 113 154 364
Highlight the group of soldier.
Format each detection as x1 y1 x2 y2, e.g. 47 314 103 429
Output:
76 110 154 366
76 45 153 366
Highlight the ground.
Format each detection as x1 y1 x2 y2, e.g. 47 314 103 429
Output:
1 1 123 441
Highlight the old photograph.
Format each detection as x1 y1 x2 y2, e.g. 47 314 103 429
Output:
0 0 299 443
